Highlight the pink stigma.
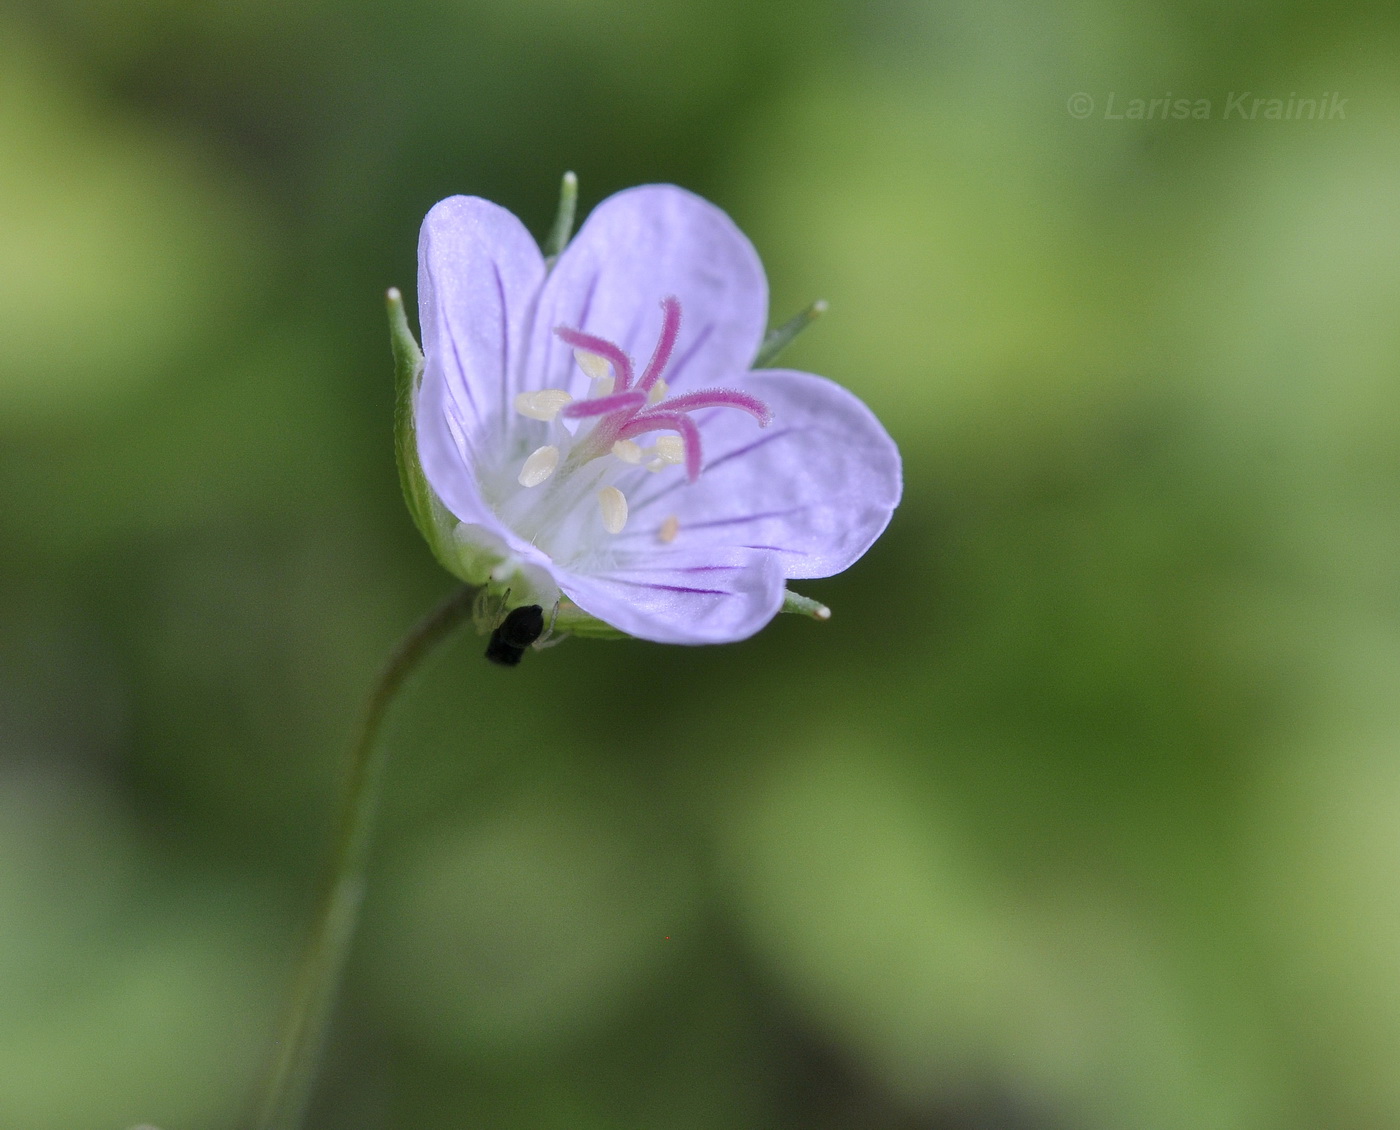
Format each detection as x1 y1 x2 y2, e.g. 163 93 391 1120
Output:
552 296 771 481
562 390 647 418
638 296 682 393
657 388 772 426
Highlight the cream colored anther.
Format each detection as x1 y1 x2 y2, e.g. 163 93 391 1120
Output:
514 389 573 421
658 515 680 543
612 440 643 464
597 486 629 534
646 378 668 406
643 435 686 472
518 445 560 487
573 349 616 395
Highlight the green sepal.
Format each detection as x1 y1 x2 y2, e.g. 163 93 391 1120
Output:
753 299 828 368
543 171 578 264
543 591 830 641
387 287 464 577
781 588 831 621
548 600 630 640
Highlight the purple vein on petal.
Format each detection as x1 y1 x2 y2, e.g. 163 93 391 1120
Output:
603 579 734 596
576 271 600 331
676 507 808 530
442 302 479 421
443 395 479 467
693 425 794 477
617 563 745 574
663 322 714 388
542 271 602 390
621 303 647 360
611 509 809 550
630 427 796 512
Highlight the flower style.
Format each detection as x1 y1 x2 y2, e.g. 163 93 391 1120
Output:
411 184 901 644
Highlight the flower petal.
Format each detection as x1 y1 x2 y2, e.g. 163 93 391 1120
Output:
416 196 545 529
556 546 785 645
525 185 768 401
618 370 902 579
414 365 505 536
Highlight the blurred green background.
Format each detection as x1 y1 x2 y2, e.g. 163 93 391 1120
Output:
3 0 1399 1127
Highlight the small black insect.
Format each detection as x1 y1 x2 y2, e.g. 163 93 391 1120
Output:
485 604 545 666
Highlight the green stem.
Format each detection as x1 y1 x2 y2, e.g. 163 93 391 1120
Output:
254 583 479 1130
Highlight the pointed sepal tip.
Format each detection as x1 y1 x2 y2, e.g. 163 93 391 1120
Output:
782 588 832 621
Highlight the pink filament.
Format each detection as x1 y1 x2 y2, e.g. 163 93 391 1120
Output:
637 296 681 393
553 327 634 391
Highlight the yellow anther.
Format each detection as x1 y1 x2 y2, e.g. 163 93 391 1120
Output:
514 389 573 421
658 515 680 543
573 349 612 381
646 378 668 405
597 486 629 534
654 435 685 464
612 439 643 464
518 444 560 488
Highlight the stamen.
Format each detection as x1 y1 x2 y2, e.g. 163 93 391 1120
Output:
646 377 668 405
641 437 684 472
561 390 647 419
554 327 634 390
616 412 703 482
658 515 680 543
654 436 685 464
612 440 643 464
572 349 611 381
514 389 573 421
638 296 681 392
597 486 629 534
518 445 560 487
574 351 616 396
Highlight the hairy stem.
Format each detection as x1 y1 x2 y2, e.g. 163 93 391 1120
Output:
254 583 479 1130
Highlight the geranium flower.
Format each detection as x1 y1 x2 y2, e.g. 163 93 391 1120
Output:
409 183 901 644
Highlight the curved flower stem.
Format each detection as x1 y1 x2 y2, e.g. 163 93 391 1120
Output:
254 582 480 1130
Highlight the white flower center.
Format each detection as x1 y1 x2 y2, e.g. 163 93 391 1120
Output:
474 297 772 572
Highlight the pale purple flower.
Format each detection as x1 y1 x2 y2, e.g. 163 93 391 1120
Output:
414 184 901 644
